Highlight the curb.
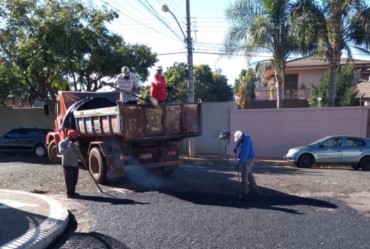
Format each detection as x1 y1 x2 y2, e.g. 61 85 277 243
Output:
0 190 69 249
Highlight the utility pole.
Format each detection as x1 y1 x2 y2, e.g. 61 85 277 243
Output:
186 0 195 158
162 1 196 158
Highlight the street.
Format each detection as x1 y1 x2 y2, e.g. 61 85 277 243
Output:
1 155 370 248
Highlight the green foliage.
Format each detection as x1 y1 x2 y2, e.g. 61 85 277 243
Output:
225 0 298 108
0 0 157 106
164 63 233 103
234 69 247 93
309 63 359 107
164 62 188 103
236 68 256 108
290 0 370 106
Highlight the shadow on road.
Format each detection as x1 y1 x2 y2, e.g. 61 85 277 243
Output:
165 189 337 215
106 160 338 215
73 194 148 205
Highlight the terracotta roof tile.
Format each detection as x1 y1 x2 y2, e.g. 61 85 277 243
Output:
286 55 370 68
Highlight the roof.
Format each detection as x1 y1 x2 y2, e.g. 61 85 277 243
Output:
285 55 370 68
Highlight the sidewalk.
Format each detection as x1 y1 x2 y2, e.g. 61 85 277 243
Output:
0 189 69 249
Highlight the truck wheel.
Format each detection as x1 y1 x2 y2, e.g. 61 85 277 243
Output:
34 144 47 157
47 140 61 164
89 147 107 184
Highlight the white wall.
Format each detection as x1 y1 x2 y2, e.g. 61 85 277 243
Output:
181 102 232 155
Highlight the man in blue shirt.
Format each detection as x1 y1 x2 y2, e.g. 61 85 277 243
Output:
234 130 258 197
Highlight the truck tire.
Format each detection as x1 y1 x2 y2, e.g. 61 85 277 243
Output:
47 140 61 164
89 147 107 184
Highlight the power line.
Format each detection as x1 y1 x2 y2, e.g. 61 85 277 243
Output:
136 0 184 42
102 1 180 42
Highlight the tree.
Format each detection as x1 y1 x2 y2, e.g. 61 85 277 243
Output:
164 63 233 103
233 69 247 94
0 0 157 108
290 0 370 107
164 62 188 103
225 0 298 108
235 69 257 109
309 63 360 107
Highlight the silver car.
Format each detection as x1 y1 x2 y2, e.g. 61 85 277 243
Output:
284 136 370 170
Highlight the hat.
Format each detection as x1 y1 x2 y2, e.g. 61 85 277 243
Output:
234 130 243 142
156 65 163 70
67 130 79 139
121 66 130 74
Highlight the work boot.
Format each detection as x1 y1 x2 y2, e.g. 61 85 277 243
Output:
67 192 80 198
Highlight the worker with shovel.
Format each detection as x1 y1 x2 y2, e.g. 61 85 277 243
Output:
233 130 258 198
59 130 86 198
110 66 139 104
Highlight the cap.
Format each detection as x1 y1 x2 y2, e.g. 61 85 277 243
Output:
121 66 130 74
156 65 163 70
67 130 79 139
234 130 243 142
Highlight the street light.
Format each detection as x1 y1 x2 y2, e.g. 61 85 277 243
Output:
162 1 195 158
162 4 187 42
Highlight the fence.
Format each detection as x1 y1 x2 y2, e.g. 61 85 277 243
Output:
254 88 310 100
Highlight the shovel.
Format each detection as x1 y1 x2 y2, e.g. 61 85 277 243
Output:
101 82 158 106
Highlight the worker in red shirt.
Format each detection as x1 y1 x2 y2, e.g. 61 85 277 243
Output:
150 65 170 103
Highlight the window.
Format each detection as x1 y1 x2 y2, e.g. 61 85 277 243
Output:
345 138 366 147
284 74 298 90
322 137 342 147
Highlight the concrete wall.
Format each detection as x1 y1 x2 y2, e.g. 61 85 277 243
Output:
229 107 370 159
3 104 369 161
0 107 54 135
181 102 232 155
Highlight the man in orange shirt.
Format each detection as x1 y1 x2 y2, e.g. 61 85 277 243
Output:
150 65 170 103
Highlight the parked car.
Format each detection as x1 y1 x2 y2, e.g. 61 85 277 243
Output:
0 128 52 157
284 135 370 170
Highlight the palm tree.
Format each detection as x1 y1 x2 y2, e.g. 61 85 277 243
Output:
224 0 298 108
289 0 370 107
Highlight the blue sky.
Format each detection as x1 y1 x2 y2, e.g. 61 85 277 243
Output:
93 0 255 85
93 0 370 85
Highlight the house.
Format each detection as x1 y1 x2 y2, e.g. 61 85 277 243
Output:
5 98 32 107
254 55 370 105
357 80 370 105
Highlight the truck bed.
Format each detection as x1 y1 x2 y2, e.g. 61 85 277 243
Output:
73 101 202 141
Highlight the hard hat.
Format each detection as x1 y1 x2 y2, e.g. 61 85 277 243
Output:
67 130 79 139
234 130 243 142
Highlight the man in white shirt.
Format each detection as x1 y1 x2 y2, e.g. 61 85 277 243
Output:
114 66 139 104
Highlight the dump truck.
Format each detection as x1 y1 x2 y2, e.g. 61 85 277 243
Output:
45 91 202 183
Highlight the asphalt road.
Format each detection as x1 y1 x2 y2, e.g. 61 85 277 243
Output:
1 155 370 249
